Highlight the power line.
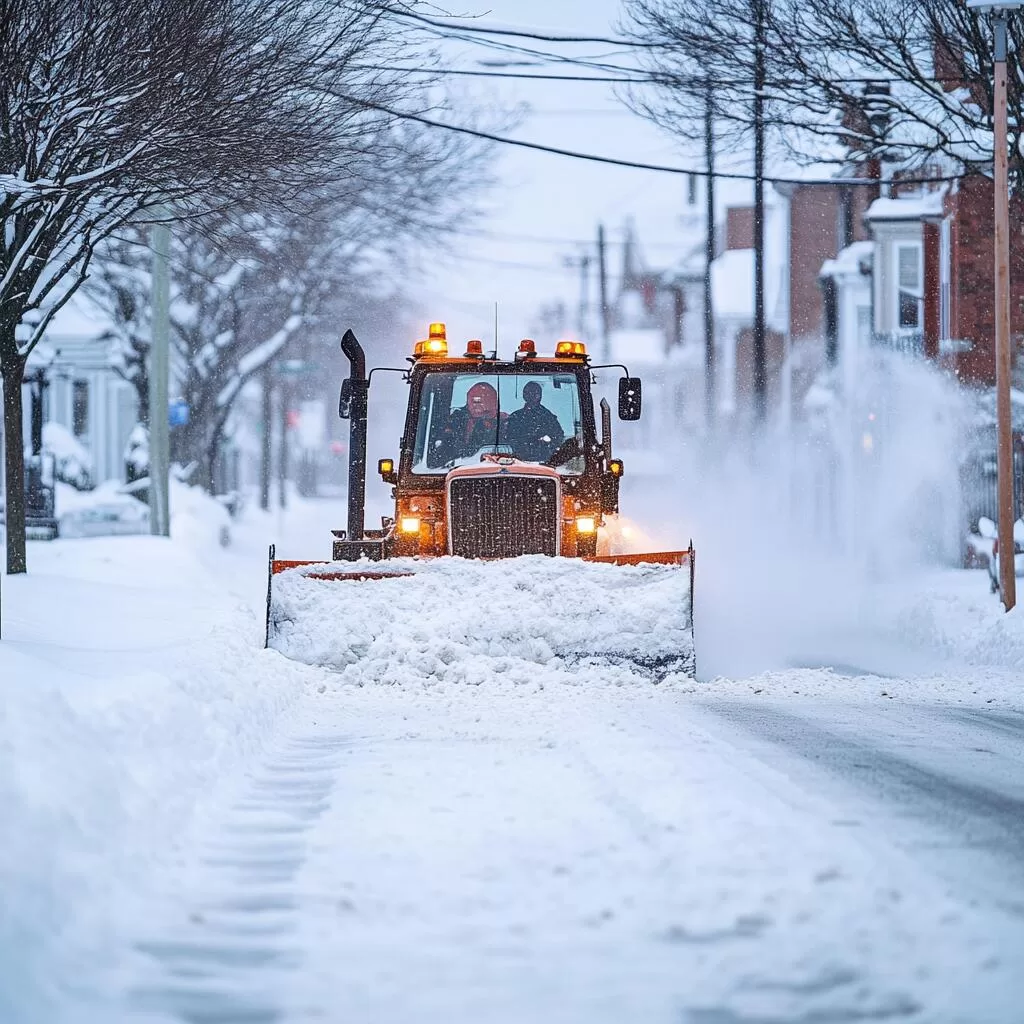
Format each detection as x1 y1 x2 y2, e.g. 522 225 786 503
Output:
354 64 653 83
357 59 993 91
395 19 646 75
344 95 966 187
463 227 701 250
390 9 663 48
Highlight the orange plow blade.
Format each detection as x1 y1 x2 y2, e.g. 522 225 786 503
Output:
264 542 695 677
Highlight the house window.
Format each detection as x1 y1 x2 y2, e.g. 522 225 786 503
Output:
72 380 89 437
895 242 923 331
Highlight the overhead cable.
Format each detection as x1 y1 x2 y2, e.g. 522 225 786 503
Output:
342 95 967 187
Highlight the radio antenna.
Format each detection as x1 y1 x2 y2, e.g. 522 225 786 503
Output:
494 301 499 359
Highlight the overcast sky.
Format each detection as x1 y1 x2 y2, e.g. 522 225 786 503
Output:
411 0 753 353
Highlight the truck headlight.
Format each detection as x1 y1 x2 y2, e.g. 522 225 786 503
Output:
576 516 597 535
399 516 421 535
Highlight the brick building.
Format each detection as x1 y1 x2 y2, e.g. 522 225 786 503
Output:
781 180 876 349
922 173 1024 386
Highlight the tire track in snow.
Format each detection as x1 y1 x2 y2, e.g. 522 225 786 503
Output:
127 730 353 1023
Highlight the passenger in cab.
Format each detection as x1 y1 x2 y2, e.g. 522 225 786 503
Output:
505 381 565 463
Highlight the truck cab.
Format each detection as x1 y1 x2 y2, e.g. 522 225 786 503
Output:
333 324 641 562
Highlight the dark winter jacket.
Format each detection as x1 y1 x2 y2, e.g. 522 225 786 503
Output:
438 408 508 463
504 404 565 463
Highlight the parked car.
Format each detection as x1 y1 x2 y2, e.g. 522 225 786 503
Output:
977 516 1024 594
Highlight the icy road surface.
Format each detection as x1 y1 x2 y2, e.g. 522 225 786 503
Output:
120 687 1024 1023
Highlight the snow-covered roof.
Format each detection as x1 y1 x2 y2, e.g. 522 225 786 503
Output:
865 192 945 222
820 240 874 280
710 248 786 328
44 294 111 340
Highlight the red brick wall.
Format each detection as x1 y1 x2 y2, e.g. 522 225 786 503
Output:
787 180 878 343
939 175 1024 386
850 184 876 242
726 207 754 251
789 185 840 341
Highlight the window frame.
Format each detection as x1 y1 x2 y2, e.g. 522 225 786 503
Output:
893 241 924 333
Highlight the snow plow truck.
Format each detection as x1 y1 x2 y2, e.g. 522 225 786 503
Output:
265 324 695 676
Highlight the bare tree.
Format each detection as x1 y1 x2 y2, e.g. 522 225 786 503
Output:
0 0 409 572
84 108 493 492
623 0 1018 181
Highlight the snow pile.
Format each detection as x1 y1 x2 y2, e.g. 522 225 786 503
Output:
50 475 232 543
270 556 695 682
56 480 149 537
888 572 1024 671
169 475 232 551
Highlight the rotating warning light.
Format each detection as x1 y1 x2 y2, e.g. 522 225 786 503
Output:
414 337 448 357
518 338 536 354
555 340 587 358
609 459 624 477
428 322 447 340
465 339 484 356
399 516 421 534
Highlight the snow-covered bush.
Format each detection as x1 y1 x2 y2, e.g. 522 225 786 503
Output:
124 424 149 483
41 422 94 491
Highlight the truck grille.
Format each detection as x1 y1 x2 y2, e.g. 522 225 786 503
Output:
448 474 559 558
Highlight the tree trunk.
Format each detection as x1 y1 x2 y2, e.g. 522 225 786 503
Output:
2 355 28 574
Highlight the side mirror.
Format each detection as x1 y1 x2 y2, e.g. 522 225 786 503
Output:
618 377 642 421
339 378 353 419
378 457 398 485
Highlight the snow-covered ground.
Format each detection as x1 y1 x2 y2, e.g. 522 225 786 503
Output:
3 486 1024 1022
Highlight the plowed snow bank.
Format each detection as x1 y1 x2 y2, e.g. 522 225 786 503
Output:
268 556 695 681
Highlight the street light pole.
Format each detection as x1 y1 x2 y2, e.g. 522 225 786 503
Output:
993 12 1017 611
149 216 171 538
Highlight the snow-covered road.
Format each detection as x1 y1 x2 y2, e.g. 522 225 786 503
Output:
120 684 1024 1024
4 492 1024 1022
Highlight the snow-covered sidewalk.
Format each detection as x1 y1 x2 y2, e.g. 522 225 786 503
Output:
0 510 323 1022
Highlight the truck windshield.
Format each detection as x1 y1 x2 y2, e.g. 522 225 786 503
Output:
411 372 585 475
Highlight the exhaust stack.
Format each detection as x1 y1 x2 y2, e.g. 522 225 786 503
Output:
340 329 367 543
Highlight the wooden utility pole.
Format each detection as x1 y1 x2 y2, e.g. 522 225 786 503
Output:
752 0 767 425
704 79 716 432
597 223 611 362
993 9 1017 610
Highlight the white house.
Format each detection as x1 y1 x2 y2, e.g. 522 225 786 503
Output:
25 299 137 484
